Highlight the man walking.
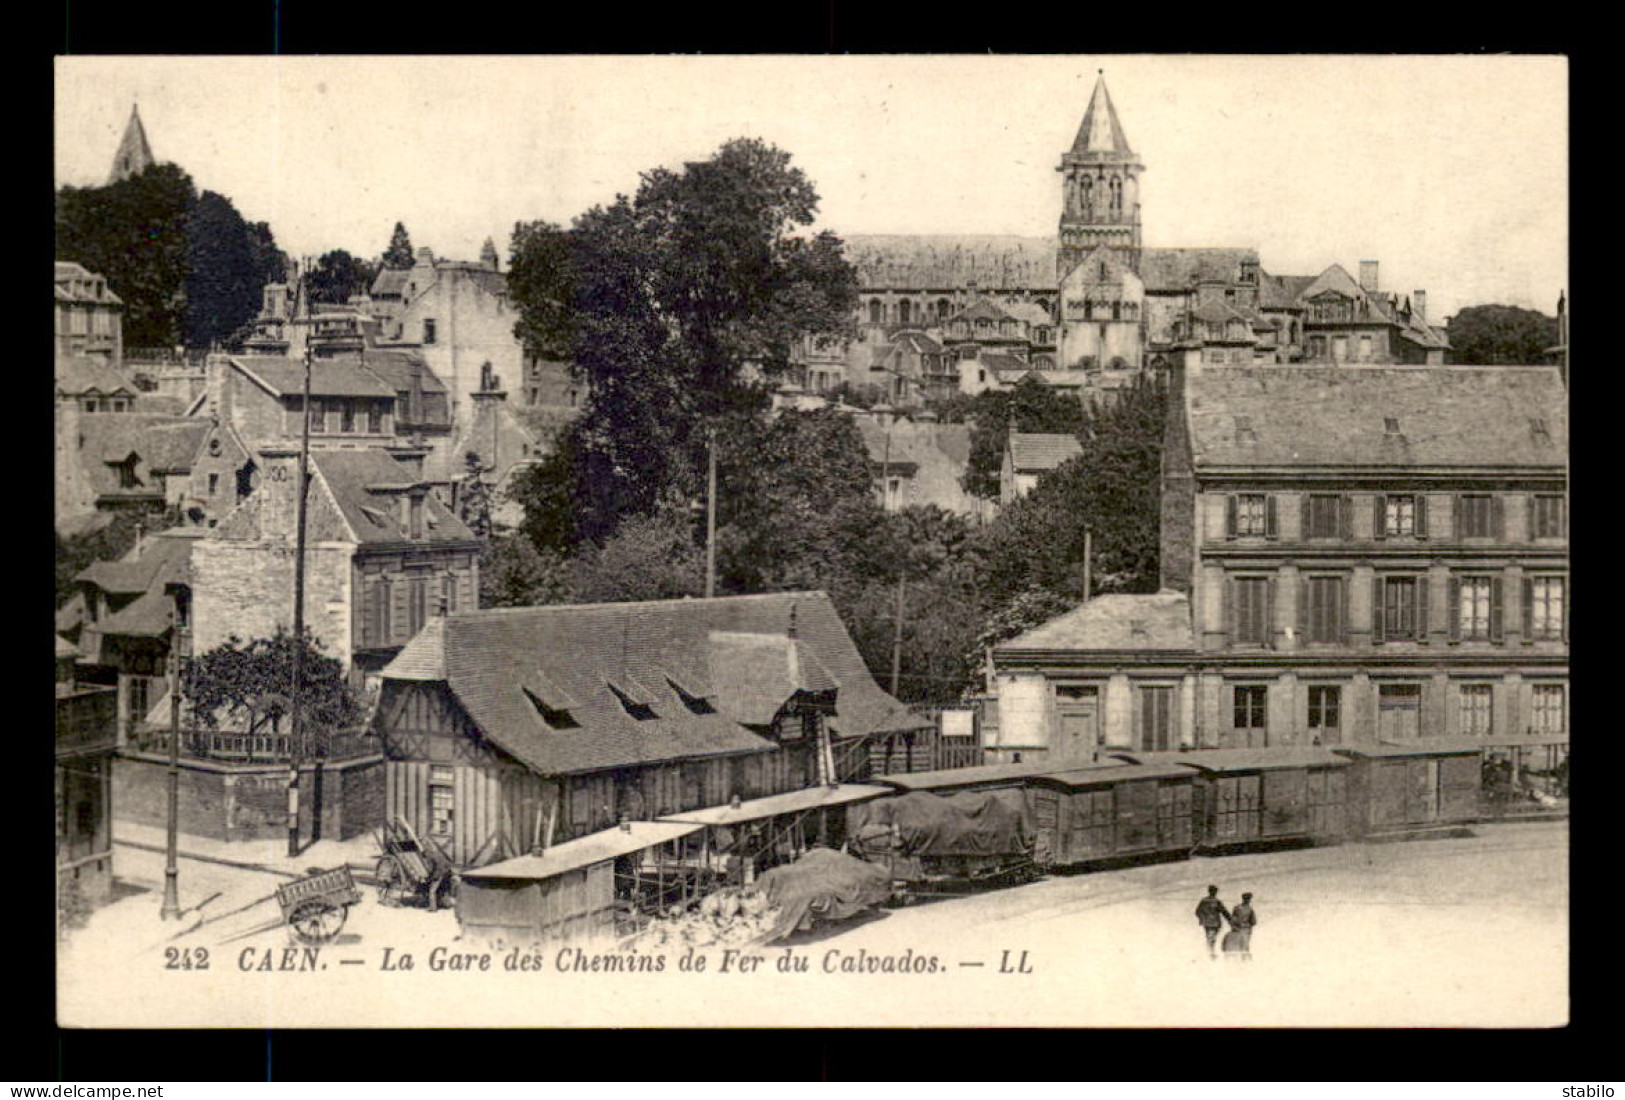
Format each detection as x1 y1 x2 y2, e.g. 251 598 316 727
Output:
1194 885 1229 959
1229 892 1258 960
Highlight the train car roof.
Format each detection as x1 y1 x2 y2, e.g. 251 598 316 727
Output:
1110 748 1351 772
1335 740 1490 759
1043 763 1201 786
872 759 1113 791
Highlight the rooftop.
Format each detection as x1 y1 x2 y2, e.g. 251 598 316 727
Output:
1007 432 1083 473
998 592 1195 653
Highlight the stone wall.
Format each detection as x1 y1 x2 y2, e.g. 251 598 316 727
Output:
190 539 354 667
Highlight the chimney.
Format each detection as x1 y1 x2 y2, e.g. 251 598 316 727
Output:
1412 290 1427 321
1359 260 1379 293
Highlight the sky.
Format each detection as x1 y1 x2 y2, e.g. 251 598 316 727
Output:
54 55 1567 320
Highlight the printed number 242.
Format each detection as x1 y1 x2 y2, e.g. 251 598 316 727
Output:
164 947 210 970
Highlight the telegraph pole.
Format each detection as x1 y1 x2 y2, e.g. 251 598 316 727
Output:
287 347 313 857
159 639 182 920
704 425 717 599
1082 528 1093 603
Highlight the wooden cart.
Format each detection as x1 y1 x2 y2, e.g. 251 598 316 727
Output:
375 815 456 910
276 866 361 945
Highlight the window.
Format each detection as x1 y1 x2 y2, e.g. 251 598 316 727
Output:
608 683 658 721
407 574 428 635
1531 495 1565 538
127 676 152 729
1530 684 1565 734
1309 335 1327 359
898 300 912 325
409 495 424 540
1139 686 1175 752
207 473 219 496
936 299 951 320
1228 493 1272 538
523 688 580 729
1302 575 1347 644
1525 576 1565 640
1109 176 1122 213
308 398 326 434
1455 576 1496 641
428 765 454 837
339 400 355 433
1458 684 1493 736
373 577 391 645
1303 494 1347 539
173 587 191 630
1456 494 1496 539
1374 575 1427 643
114 459 140 490
1332 335 1348 361
1379 494 1422 538
1307 685 1341 735
422 318 437 344
869 300 883 324
1233 685 1267 731
443 572 457 615
1231 576 1272 646
1359 334 1373 361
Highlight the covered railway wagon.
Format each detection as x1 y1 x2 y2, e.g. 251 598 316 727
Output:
1039 763 1203 868
1333 741 1484 837
1113 748 1354 852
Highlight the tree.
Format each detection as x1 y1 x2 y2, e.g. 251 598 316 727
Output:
478 534 573 609
181 629 362 743
184 190 268 348
1445 304 1559 365
506 138 859 545
456 452 494 541
933 376 1091 500
382 221 416 270
977 374 1167 606
307 249 378 305
56 163 196 347
570 495 707 604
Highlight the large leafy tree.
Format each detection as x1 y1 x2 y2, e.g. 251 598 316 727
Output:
181 629 362 743
308 249 379 305
1445 304 1560 365
382 221 416 269
184 190 272 348
507 138 858 547
478 533 573 609
56 163 196 347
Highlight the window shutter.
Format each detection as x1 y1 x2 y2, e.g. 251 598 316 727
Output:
1339 495 1353 540
1521 576 1534 640
1297 575 1310 643
1223 576 1235 646
1491 496 1505 542
1373 495 1388 541
1265 495 1278 540
1416 576 1430 642
1300 495 1311 540
1416 495 1429 540
1225 495 1237 539
1488 576 1505 645
1265 577 1277 649
1562 577 1569 644
1371 575 1385 645
1524 495 1534 541
1452 495 1461 539
1337 576 1351 645
1448 577 1461 643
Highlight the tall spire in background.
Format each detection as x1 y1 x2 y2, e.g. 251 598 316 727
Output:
1069 72 1135 157
1057 71 1145 280
108 103 155 184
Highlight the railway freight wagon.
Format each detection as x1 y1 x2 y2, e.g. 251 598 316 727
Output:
1039 763 1204 868
1112 749 1353 853
1333 741 1484 837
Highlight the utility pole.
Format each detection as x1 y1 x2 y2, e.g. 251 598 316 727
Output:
1082 528 1092 604
890 571 906 697
287 346 313 857
159 640 182 920
704 424 717 599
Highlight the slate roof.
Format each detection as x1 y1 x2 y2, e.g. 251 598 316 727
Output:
1140 249 1259 293
348 349 448 394
56 357 138 396
893 331 944 355
949 297 1017 325
370 268 410 298
307 449 477 547
77 528 198 594
1183 365 1568 469
1007 432 1082 472
229 357 397 399
75 415 197 499
708 630 838 726
54 262 124 304
140 421 210 472
1258 273 1317 309
1069 75 1135 158
379 592 924 777
855 418 973 472
846 235 1057 291
998 593 1195 653
981 352 1031 373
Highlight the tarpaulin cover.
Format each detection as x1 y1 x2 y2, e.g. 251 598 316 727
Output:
848 789 1034 858
754 847 890 944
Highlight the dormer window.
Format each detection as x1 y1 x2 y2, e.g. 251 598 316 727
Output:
408 493 425 540
666 676 717 716
607 683 658 721
523 688 580 730
1384 417 1401 435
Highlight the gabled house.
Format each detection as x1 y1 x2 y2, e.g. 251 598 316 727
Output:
1001 432 1083 504
371 592 925 867
54 261 124 363
855 411 983 518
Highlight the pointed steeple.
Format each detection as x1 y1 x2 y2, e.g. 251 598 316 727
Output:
1069 72 1135 159
108 104 155 184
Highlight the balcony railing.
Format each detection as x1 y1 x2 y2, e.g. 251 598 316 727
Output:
131 726 377 765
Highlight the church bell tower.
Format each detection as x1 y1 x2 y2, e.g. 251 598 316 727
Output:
108 104 155 185
1057 73 1143 281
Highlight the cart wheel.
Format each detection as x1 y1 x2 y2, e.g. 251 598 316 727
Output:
290 901 347 945
375 856 400 905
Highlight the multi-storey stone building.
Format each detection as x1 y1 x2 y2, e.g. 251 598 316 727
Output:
55 262 125 364
989 363 1567 766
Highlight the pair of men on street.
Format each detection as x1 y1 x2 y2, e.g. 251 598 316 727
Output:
1195 885 1256 960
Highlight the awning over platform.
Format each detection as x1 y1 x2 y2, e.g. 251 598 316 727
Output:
1112 747 1351 772
460 820 704 882
656 784 890 827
